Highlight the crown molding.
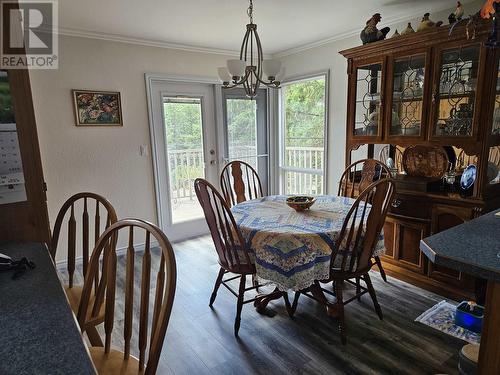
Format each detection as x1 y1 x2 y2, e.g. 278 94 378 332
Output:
56 0 471 60
273 2 471 59
57 27 242 57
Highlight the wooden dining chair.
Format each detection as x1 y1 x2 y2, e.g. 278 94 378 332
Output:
220 160 263 207
290 178 395 344
195 178 266 336
338 159 391 282
78 218 177 375
50 192 118 346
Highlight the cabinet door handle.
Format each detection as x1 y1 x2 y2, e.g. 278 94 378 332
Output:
391 199 402 208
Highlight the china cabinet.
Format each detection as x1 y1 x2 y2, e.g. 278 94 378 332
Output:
341 21 500 300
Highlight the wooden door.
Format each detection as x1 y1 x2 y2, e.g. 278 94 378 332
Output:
382 216 429 274
384 48 431 144
427 204 475 288
0 69 50 242
428 40 487 143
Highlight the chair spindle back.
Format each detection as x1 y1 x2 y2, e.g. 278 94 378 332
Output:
50 192 117 288
78 219 177 375
220 161 263 207
338 159 391 199
331 179 395 275
195 178 253 273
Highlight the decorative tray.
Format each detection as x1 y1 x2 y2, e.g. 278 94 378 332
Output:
402 145 449 180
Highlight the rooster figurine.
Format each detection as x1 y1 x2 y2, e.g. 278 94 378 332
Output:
417 13 443 32
455 1 464 20
481 0 500 19
360 13 390 44
481 0 500 47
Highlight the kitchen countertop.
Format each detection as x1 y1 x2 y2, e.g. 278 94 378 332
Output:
0 242 96 375
420 209 500 283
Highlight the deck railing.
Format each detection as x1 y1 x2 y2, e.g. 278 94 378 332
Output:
168 146 324 200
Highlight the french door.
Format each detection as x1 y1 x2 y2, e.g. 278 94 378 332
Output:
221 88 269 194
148 80 218 241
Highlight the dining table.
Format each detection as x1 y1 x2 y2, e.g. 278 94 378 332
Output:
231 195 385 312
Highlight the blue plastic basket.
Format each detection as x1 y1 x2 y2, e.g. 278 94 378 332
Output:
455 301 484 334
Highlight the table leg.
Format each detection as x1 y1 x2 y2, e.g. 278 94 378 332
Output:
254 287 286 315
478 281 500 374
309 281 340 318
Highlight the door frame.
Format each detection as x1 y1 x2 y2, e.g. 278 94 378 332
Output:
145 73 220 239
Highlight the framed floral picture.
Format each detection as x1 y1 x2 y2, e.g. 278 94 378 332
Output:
72 90 123 126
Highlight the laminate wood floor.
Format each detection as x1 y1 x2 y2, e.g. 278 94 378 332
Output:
60 235 464 375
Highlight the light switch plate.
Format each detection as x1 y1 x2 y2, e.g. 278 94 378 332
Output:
139 144 149 156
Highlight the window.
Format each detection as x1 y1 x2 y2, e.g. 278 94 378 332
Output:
279 75 327 195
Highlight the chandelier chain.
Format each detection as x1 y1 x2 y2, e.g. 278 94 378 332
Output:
247 0 254 24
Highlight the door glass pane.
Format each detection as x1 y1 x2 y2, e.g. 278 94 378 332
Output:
435 45 479 137
223 89 268 194
492 59 500 136
226 98 257 168
163 97 204 223
282 77 326 195
355 63 382 136
391 55 425 136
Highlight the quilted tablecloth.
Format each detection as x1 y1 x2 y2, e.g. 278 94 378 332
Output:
231 195 385 291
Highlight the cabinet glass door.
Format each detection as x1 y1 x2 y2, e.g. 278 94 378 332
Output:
390 55 425 137
492 56 500 136
354 63 383 137
434 45 480 137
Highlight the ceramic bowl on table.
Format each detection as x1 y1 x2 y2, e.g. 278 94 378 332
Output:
286 196 316 211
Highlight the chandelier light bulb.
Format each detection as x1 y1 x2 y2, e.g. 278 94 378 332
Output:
263 60 282 80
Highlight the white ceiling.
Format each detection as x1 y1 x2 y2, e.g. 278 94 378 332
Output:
59 0 477 56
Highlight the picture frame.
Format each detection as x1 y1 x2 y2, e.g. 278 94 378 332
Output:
72 90 123 126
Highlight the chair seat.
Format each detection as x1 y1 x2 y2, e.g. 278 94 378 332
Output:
89 347 143 375
64 285 105 326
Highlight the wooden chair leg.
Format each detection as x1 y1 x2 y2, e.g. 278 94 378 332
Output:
290 292 300 317
355 277 361 301
364 273 383 320
252 274 259 292
374 256 387 282
86 325 103 347
334 281 347 345
283 291 300 318
234 274 246 336
209 267 225 307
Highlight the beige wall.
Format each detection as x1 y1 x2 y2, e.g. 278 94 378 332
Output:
278 0 483 192
30 35 233 262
